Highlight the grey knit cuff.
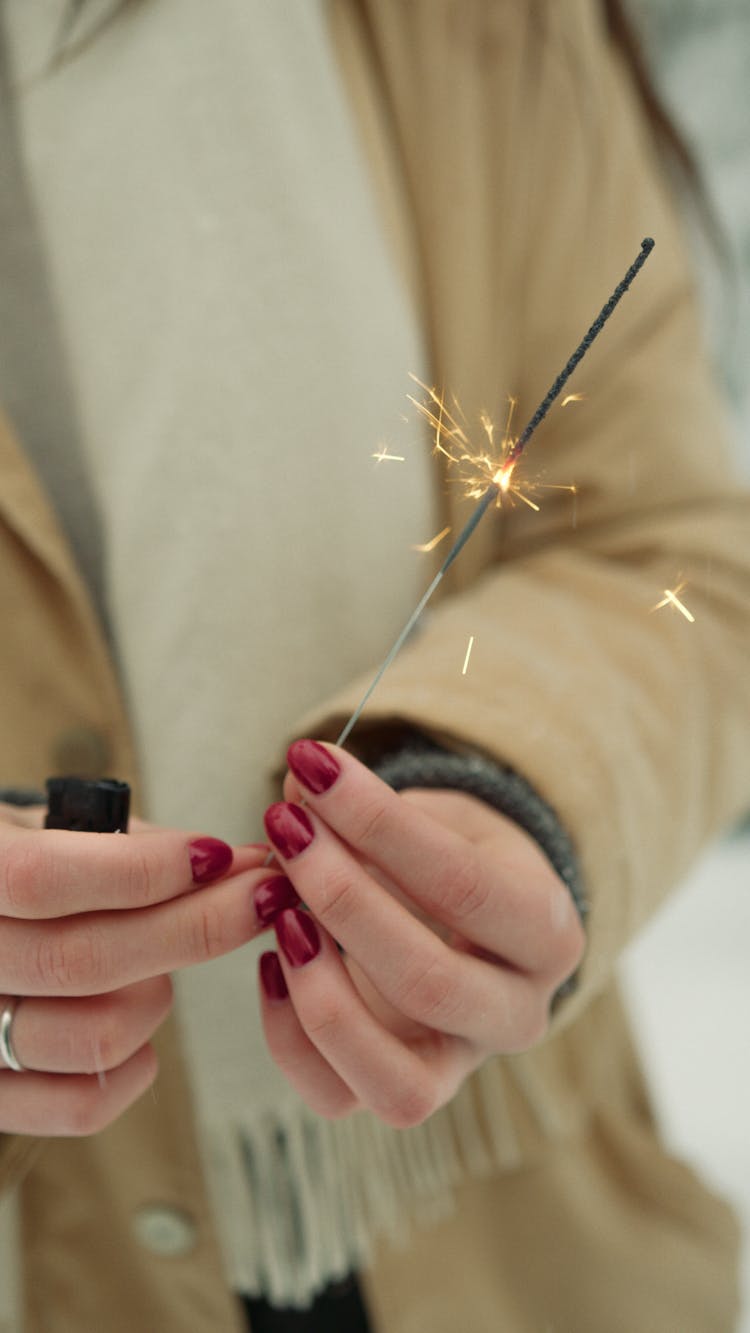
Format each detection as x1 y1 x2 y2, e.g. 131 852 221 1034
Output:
0 787 46 806
370 738 586 1002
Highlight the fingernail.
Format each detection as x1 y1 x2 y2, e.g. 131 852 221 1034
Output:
287 740 341 795
259 951 289 1001
275 908 321 967
253 876 301 927
263 803 314 860
188 837 233 884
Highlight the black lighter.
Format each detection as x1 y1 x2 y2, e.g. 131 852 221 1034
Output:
44 777 131 833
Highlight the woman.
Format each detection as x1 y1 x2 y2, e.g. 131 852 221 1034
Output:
0 1 748 1330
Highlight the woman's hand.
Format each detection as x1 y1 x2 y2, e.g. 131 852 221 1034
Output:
258 741 585 1127
0 802 287 1137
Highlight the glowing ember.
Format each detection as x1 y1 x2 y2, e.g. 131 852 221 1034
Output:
651 581 695 623
412 525 452 553
407 373 573 517
496 462 514 492
372 446 405 463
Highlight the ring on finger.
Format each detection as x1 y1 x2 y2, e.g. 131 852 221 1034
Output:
0 998 25 1072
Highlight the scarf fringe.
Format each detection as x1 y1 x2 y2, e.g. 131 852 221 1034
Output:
205 1052 578 1310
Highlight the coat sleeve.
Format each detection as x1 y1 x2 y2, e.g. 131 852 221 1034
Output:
295 0 750 1033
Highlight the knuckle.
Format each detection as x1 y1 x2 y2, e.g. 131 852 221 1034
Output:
441 853 489 921
2 840 47 915
81 981 172 1073
349 796 390 852
188 901 228 962
394 949 459 1026
380 1081 435 1129
123 846 158 905
63 1084 111 1136
31 924 109 993
84 1020 120 1074
304 1002 344 1044
317 863 358 931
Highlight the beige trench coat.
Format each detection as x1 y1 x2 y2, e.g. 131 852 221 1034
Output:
1 2 749 1329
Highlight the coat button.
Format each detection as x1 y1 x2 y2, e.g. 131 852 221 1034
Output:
132 1205 197 1257
50 727 110 777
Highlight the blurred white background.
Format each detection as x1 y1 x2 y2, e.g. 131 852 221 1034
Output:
624 5 750 1328
622 832 750 1328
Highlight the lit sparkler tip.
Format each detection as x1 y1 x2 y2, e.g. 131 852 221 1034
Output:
495 461 515 492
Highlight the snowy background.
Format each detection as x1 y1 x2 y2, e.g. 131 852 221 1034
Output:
623 4 750 1327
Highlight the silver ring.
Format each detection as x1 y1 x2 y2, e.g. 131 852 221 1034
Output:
0 998 25 1072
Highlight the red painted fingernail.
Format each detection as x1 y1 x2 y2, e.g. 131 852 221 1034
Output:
263 803 314 860
188 837 233 884
275 908 321 967
254 876 301 927
287 740 341 795
259 951 289 1001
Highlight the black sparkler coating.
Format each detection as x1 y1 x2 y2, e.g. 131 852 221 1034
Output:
506 237 655 468
441 238 655 576
335 237 655 748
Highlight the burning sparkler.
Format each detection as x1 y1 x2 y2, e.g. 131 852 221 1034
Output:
406 384 539 511
334 238 656 749
407 378 578 517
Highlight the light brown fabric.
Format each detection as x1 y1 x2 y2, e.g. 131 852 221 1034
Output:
0 1 748 1330
360 1105 741 1333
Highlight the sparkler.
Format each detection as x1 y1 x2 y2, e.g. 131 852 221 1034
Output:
334 237 655 749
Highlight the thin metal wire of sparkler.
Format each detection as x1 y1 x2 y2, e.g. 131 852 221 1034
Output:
334 238 655 750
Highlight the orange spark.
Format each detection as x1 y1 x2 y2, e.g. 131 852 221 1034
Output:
561 393 586 408
462 635 475 675
651 581 695 623
408 374 574 519
412 525 452 553
372 446 405 464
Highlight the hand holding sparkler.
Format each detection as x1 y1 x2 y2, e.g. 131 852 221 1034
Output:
256 241 655 1120
258 742 585 1125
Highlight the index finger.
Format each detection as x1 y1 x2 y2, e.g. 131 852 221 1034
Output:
0 825 259 919
284 740 498 929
